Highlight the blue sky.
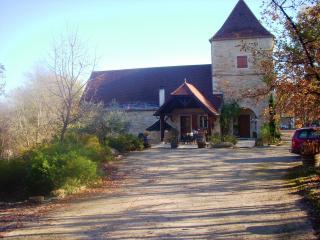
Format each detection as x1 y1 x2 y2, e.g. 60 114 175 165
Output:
1 0 265 90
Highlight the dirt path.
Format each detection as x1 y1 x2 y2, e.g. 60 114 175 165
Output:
4 145 316 239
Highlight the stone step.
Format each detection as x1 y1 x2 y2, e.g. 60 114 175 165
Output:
235 140 256 148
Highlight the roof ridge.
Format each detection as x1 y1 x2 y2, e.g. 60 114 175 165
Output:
92 64 211 74
170 81 218 115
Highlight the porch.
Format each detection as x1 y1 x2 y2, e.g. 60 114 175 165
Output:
154 81 220 142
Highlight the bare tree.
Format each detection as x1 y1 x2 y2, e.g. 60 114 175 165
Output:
0 63 5 95
1 69 60 154
49 30 96 142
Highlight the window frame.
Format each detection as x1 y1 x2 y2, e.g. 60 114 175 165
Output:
199 115 208 129
236 55 248 69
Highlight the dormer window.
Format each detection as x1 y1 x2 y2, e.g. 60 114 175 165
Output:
237 56 248 68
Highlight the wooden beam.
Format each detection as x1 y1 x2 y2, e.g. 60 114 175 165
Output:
208 116 213 136
160 115 165 142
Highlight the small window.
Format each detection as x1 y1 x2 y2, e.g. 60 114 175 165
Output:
237 56 248 68
199 116 208 129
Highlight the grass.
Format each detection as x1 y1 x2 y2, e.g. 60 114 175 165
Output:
287 164 320 235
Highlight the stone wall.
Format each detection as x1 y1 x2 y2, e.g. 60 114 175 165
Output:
127 110 158 135
211 37 274 136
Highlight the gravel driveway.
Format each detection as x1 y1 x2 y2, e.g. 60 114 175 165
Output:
5 145 316 239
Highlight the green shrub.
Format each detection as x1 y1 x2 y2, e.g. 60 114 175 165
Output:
0 133 112 199
260 123 281 145
63 133 114 163
25 147 98 195
220 102 240 136
261 123 271 144
0 159 27 195
60 152 97 185
25 150 55 195
210 134 237 146
223 135 238 145
210 134 222 145
106 134 143 153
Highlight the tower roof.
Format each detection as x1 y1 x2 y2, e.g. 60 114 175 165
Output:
210 0 273 41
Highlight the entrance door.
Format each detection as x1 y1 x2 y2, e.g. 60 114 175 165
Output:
238 115 250 138
180 116 191 139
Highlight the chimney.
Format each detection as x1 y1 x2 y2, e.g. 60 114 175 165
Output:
159 88 165 106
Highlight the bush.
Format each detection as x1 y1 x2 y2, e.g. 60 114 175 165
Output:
260 123 281 145
210 134 237 145
210 134 222 145
261 123 271 144
25 147 98 195
106 134 143 153
0 133 115 199
223 135 238 145
63 132 114 163
0 159 27 196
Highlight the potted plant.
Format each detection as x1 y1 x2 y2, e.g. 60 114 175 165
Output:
196 131 206 148
169 128 179 149
301 140 320 167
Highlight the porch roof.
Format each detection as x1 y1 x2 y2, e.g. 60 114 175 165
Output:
146 120 173 132
154 81 219 116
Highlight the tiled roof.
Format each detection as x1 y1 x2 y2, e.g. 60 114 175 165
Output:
210 0 273 41
155 81 219 116
84 64 222 110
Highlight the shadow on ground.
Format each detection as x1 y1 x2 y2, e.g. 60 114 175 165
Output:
4 146 316 240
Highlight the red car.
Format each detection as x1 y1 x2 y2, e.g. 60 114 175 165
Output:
291 127 320 154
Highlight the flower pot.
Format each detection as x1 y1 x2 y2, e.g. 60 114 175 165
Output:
197 141 206 148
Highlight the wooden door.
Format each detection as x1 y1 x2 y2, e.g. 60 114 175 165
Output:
238 115 250 138
180 116 191 138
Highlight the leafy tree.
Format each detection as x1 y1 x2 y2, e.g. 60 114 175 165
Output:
268 94 280 141
243 1 320 126
260 0 320 125
78 101 130 144
220 102 240 137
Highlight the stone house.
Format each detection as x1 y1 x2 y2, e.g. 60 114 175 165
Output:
84 0 274 142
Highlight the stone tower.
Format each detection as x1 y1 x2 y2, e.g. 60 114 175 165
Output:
210 0 274 138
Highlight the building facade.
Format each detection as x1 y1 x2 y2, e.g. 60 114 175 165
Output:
84 0 274 142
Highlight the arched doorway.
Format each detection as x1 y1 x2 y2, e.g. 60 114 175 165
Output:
233 108 257 138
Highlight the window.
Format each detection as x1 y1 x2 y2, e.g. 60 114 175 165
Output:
199 116 208 129
237 56 248 68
